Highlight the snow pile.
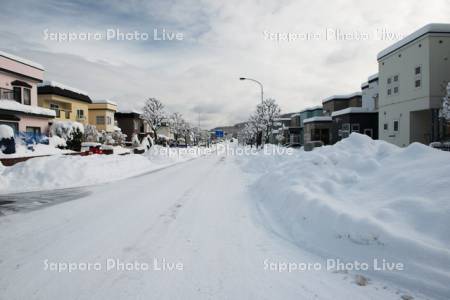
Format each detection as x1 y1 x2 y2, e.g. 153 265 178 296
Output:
0 125 14 140
239 133 450 299
0 146 204 193
0 154 154 193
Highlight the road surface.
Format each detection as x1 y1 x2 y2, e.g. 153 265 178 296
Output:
0 153 409 299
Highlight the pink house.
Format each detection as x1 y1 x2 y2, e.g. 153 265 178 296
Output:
0 51 55 135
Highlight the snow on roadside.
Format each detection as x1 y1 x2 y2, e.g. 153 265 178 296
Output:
238 133 450 299
0 145 204 193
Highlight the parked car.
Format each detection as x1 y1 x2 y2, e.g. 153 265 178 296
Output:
304 141 324 152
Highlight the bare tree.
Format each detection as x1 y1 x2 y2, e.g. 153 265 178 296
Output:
170 112 185 142
141 98 166 141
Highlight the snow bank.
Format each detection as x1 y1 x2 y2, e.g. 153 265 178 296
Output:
239 134 450 299
0 142 72 159
0 145 203 193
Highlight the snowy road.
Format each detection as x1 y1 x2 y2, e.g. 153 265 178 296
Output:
0 153 416 299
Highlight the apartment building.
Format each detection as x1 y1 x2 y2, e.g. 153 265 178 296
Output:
377 23 450 146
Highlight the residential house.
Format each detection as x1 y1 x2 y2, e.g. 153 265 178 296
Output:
297 106 323 145
304 93 362 145
331 76 379 141
271 113 293 144
0 51 55 135
37 81 91 126
88 100 118 132
377 23 450 146
303 116 333 145
115 111 151 142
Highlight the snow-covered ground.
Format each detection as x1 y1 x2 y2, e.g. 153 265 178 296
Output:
237 134 450 299
0 145 205 193
0 136 448 299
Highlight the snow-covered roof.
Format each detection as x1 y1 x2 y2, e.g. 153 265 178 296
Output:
38 80 88 96
118 109 142 115
322 92 362 103
377 23 450 60
0 50 44 70
291 113 300 117
331 107 377 117
361 81 369 89
274 117 291 121
368 73 379 82
300 105 323 113
303 116 332 124
0 99 56 117
92 99 118 106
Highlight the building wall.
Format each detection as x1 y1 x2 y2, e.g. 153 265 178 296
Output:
362 80 379 111
38 94 90 125
304 122 332 144
18 115 51 133
88 109 116 132
332 113 379 142
378 32 450 146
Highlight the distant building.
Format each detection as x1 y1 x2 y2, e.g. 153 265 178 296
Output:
304 93 362 145
0 51 55 135
88 100 117 132
331 76 379 142
115 111 151 141
377 24 450 146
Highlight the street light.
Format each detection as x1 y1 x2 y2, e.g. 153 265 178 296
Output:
240 77 265 148
239 77 264 104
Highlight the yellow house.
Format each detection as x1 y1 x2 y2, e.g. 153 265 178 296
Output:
37 81 91 125
88 100 117 132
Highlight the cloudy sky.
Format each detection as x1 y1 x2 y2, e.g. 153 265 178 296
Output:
1 0 449 128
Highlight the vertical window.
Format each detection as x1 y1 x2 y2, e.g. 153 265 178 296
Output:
50 103 60 118
415 80 421 88
387 89 392 96
23 88 31 105
106 116 112 125
414 65 422 89
384 123 388 130
77 109 84 119
13 87 22 103
415 66 421 75
393 120 399 132
393 75 399 82
393 86 399 94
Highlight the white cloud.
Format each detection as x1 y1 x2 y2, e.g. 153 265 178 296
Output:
1 0 449 128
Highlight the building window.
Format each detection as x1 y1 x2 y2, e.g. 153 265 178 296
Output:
106 116 112 125
393 120 399 132
415 79 421 88
387 77 392 84
415 66 421 75
393 75 399 82
13 87 22 103
96 116 105 125
26 126 41 135
351 124 360 132
50 103 60 118
387 89 392 96
384 123 388 130
23 88 31 105
393 86 399 94
77 109 84 120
